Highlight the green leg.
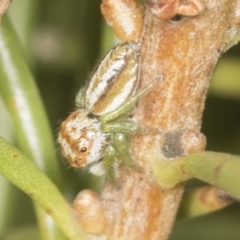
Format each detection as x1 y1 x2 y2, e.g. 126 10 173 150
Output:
113 133 141 172
103 145 118 184
102 119 143 135
102 133 141 183
113 133 134 167
100 77 161 124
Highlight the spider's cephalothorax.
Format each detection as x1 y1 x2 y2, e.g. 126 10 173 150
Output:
58 42 159 180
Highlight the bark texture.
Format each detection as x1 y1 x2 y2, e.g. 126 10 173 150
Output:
88 1 240 239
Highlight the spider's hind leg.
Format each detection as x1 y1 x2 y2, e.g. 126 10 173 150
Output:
113 133 140 171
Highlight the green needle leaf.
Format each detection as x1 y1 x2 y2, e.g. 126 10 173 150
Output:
153 151 240 199
0 137 88 240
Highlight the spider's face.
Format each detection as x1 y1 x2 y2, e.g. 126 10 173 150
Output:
58 109 108 168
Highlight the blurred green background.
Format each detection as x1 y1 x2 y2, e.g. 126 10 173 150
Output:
0 0 240 239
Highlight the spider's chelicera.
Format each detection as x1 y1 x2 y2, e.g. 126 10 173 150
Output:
58 42 159 181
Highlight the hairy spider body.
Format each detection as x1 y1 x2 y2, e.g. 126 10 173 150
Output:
58 42 159 180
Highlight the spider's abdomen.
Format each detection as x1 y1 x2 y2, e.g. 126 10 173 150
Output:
84 42 140 115
58 109 108 168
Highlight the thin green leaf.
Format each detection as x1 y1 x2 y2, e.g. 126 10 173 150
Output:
0 137 88 240
152 151 240 199
0 15 64 238
0 15 61 186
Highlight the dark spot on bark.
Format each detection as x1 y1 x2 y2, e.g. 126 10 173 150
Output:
136 197 141 202
162 131 184 158
170 14 185 22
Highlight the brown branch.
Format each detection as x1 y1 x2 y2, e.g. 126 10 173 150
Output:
74 1 240 239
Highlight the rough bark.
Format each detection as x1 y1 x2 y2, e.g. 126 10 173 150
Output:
87 1 240 239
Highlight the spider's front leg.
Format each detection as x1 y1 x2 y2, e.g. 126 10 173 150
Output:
99 76 161 124
101 120 143 181
102 132 139 183
113 133 135 168
101 119 142 135
98 76 162 182
102 144 118 183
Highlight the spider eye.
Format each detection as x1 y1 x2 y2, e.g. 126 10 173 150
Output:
81 147 87 152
